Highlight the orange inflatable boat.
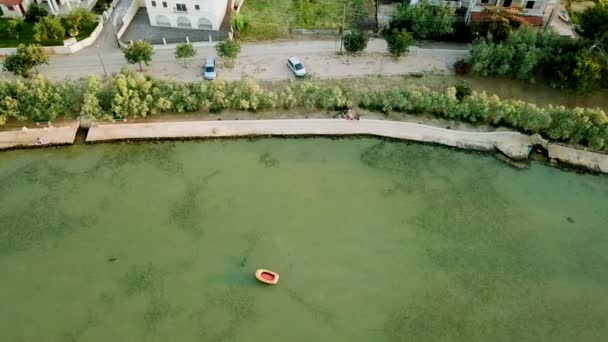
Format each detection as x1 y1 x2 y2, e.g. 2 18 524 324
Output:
255 269 279 285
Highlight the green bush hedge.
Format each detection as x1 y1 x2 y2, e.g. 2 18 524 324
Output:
359 87 608 150
0 70 607 151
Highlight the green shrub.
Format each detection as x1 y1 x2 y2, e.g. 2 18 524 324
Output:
344 30 369 53
385 29 414 58
454 82 472 101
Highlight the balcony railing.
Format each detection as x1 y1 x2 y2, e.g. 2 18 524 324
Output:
443 0 463 8
523 8 544 16
429 0 463 7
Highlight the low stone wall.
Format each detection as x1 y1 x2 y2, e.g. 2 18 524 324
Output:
0 122 79 150
548 144 608 174
291 28 340 35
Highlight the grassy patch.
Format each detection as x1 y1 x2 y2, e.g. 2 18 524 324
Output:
0 18 97 48
294 0 345 29
239 0 375 41
239 0 294 40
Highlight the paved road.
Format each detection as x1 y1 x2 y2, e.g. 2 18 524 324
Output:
0 39 468 82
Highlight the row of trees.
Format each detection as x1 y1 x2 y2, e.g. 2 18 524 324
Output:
1 71 607 150
121 39 241 72
390 0 456 40
463 1 608 92
2 38 242 77
466 25 608 91
360 87 608 150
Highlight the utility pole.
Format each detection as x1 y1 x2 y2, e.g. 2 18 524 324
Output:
340 3 346 54
105 4 121 48
97 44 108 77
375 0 379 33
346 33 350 64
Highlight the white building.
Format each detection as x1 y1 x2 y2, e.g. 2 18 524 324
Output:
1 0 97 18
143 0 229 30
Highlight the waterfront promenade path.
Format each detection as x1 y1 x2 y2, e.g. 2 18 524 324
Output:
86 119 537 160
0 122 79 150
2 118 606 173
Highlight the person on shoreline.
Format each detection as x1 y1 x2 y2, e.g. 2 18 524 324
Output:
342 108 360 121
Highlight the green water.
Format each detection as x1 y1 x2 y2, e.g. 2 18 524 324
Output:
1 139 607 342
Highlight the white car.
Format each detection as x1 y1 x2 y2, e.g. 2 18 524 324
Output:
287 56 306 77
203 56 216 80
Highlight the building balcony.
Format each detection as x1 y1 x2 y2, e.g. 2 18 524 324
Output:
429 0 463 7
443 0 463 8
470 4 546 17
523 8 543 16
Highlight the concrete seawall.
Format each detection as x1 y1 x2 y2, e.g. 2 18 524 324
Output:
86 119 540 160
0 122 79 150
549 144 608 174
2 118 607 175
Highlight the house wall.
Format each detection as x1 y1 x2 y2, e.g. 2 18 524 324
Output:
0 0 32 18
144 0 228 30
0 5 23 17
471 0 548 12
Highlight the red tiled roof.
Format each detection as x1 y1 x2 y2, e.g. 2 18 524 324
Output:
471 11 545 27
0 0 23 6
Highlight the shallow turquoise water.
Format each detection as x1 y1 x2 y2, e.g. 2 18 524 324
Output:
0 139 607 342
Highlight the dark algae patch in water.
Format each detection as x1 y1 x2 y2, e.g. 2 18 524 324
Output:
193 287 257 342
121 263 165 296
0 159 96 255
0 139 607 341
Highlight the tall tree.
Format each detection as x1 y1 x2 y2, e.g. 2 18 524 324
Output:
174 42 197 67
33 16 65 42
123 41 154 72
215 40 241 68
2 44 49 77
